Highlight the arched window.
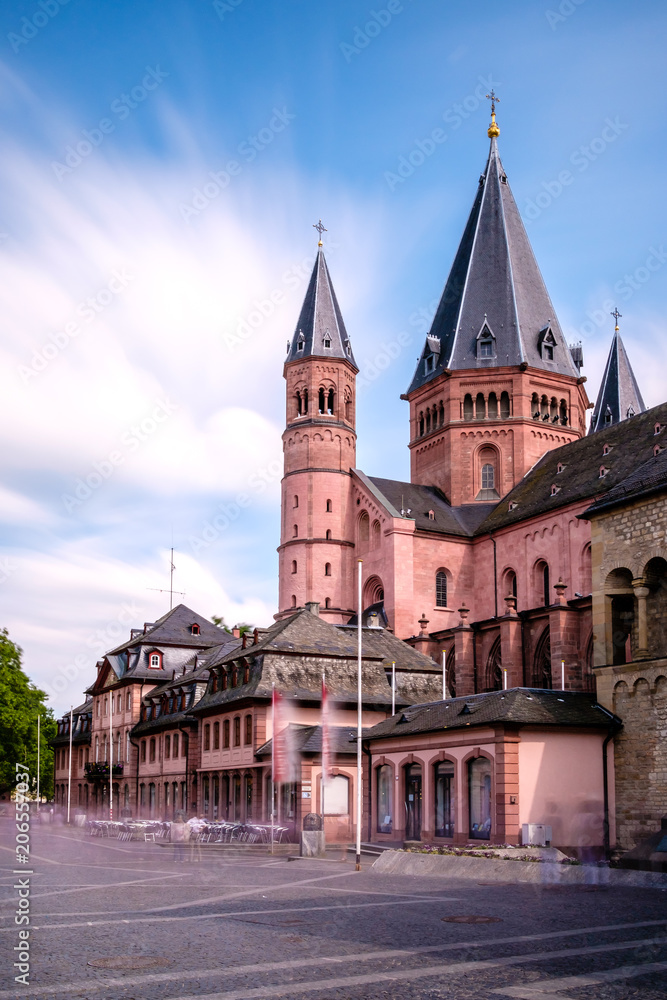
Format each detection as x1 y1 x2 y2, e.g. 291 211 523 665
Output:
439 402 445 426
244 715 253 745
500 391 510 418
303 388 308 413
326 529 332 540
223 719 230 748
173 733 179 757
503 568 517 604
149 652 161 669
345 392 352 422
376 764 393 833
358 510 370 544
559 399 568 426
532 392 540 419
468 757 492 839
419 412 424 436
293 524 298 538
481 464 494 490
533 627 552 688
213 721 220 750
165 734 171 759
326 499 332 512
324 597 331 609
318 387 325 414
324 563 331 576
434 760 454 837
540 395 549 420
149 737 156 762
203 725 210 752
296 391 302 416
327 388 334 415
485 637 503 692
550 397 558 422
581 544 592 595
126 690 131 711
323 774 349 816
463 394 473 421
475 393 486 419
291 594 296 607
372 520 381 548
487 392 498 419
426 409 431 433
233 717 241 747
363 575 385 606
291 560 297 574
435 570 448 608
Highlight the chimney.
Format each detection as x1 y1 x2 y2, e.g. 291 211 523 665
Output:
232 627 241 638
305 601 320 617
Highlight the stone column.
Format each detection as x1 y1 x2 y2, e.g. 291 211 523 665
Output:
632 578 650 659
454 605 475 696
499 596 522 688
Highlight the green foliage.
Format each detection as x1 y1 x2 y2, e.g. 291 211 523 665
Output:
0 628 56 799
210 616 253 635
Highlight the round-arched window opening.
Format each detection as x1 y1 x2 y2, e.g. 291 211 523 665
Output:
481 464 495 490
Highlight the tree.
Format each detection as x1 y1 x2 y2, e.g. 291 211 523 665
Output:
0 629 56 800
211 616 253 635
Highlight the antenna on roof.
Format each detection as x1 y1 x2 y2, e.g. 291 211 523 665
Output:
147 547 185 610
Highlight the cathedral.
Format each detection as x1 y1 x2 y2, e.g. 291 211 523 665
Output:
277 103 651 698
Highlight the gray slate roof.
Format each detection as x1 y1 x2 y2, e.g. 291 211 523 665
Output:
477 401 667 534
582 447 667 517
285 248 357 368
589 329 646 434
107 604 227 655
408 136 578 394
366 475 494 537
256 724 360 758
364 688 619 741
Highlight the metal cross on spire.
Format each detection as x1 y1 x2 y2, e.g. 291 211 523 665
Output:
611 307 622 331
313 219 327 246
486 89 500 114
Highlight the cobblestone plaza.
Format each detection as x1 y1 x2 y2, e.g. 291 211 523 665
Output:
2 821 666 1000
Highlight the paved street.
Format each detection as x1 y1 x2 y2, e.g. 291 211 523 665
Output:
1 823 667 1000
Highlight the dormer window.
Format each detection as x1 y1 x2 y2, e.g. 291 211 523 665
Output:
654 444 663 457
604 406 613 426
557 463 564 474
508 501 518 511
627 406 635 418
149 651 162 669
476 321 496 360
190 623 200 635
425 354 435 374
655 423 662 435
599 466 608 478
550 484 560 496
602 444 612 456
428 509 435 520
296 332 305 352
538 325 557 361
323 332 331 349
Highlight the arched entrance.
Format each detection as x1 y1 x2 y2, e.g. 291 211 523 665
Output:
404 763 422 841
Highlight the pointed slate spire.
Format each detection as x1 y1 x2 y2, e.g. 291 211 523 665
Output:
286 246 357 369
408 125 579 393
589 323 646 434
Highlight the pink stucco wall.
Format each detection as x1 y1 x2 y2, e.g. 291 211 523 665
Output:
518 730 615 849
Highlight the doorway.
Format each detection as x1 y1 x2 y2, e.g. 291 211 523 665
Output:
404 763 422 841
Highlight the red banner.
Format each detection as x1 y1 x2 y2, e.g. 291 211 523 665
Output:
321 675 331 788
272 687 287 784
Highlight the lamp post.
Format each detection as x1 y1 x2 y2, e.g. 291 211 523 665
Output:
355 559 363 872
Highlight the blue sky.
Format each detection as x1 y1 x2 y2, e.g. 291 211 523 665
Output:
1 0 665 714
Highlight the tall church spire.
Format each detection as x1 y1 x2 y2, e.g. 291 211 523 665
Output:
286 240 356 368
589 313 646 434
408 117 579 393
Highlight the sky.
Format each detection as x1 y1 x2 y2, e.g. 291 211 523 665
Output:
0 0 665 716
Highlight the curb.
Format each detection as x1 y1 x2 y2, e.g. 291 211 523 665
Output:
370 850 667 888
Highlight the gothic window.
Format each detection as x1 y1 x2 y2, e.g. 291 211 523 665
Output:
475 393 486 419
533 628 552 688
487 392 498 419
435 570 448 608
325 563 331 576
291 560 297 574
485 637 503 692
326 529 332 540
223 719 230 748
203 725 210 752
213 722 220 750
481 464 494 490
319 387 325 413
500 391 510 418
326 499 332 512
327 388 335 415
463 394 473 421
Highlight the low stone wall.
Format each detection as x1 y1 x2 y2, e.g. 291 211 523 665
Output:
371 850 667 887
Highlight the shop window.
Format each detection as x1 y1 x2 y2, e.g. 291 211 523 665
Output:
376 764 393 834
434 760 455 837
468 757 492 840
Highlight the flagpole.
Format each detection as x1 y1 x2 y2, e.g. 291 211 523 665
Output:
109 691 113 822
67 706 73 825
270 683 275 854
442 650 447 700
391 661 395 716
356 558 362 872
36 714 41 809
321 672 326 824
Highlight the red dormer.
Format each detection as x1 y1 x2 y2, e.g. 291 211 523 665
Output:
148 649 163 669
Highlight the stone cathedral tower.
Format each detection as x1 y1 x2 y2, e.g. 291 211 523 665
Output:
277 236 358 622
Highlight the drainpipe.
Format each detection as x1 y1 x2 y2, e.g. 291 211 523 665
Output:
601 719 622 859
490 532 498 619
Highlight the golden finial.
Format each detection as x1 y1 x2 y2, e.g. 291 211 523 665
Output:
611 307 622 332
486 90 500 138
313 219 327 247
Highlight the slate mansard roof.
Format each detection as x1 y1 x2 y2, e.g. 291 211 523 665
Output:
582 446 667 518
359 472 494 537
364 689 620 742
285 247 357 368
408 135 579 394
589 329 646 434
